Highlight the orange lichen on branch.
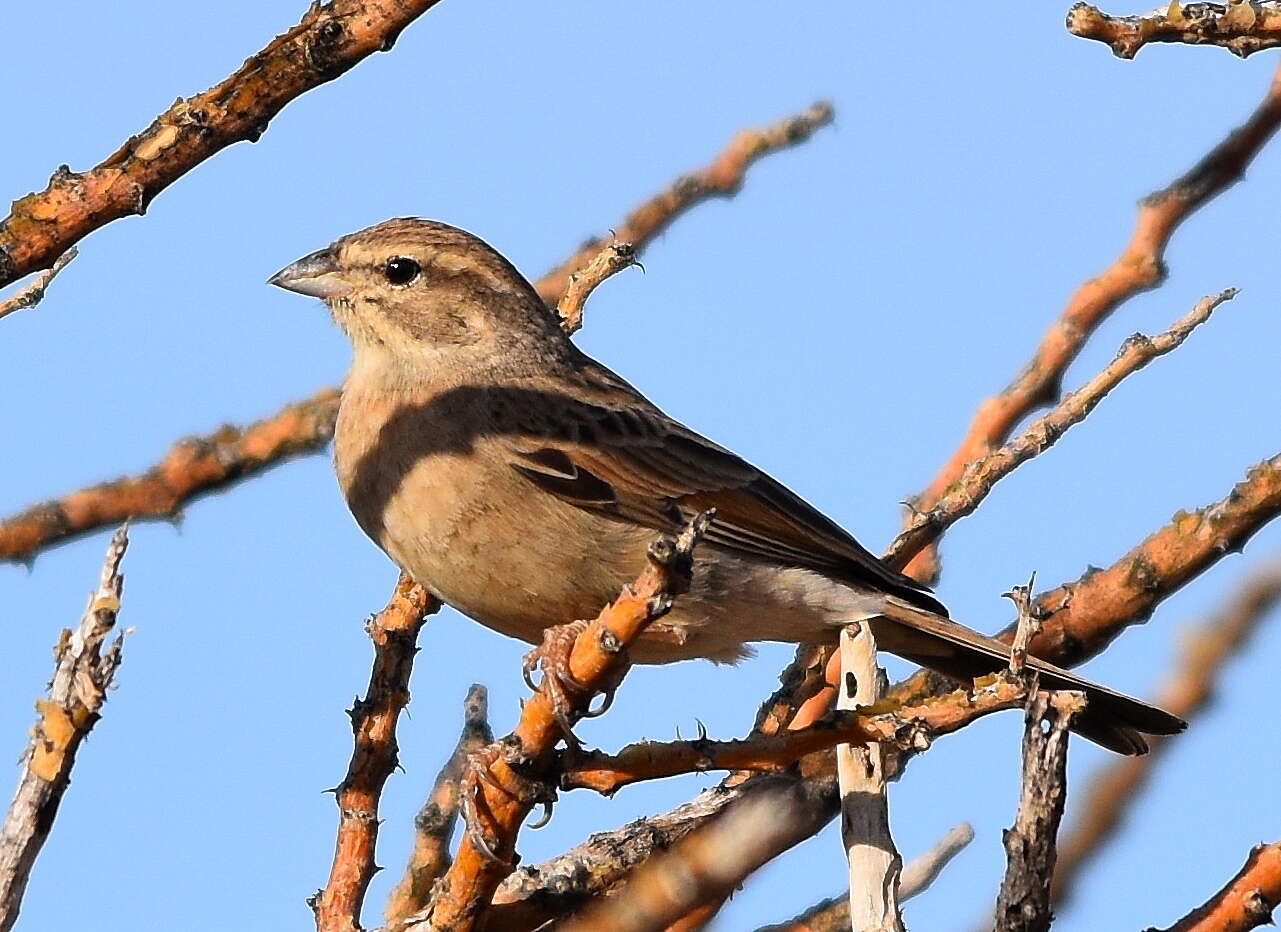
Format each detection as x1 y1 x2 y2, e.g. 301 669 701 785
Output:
1053 559 1281 907
385 685 493 931
1155 843 1281 932
408 517 708 932
534 101 835 307
0 388 340 563
0 1 446 288
312 576 438 932
1068 1 1281 58
897 63 1281 585
0 527 129 932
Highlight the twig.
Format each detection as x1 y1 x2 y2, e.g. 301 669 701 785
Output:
1150 842 1281 931
0 388 341 564
557 241 638 334
896 63 1281 585
993 691 1086 932
555 788 803 932
534 101 834 307
405 516 709 932
1067 1 1281 58
1052 558 1281 907
0 526 129 932
1005 574 1042 679
560 678 1027 795
836 622 903 932
0 101 834 565
885 290 1237 570
312 576 438 932
385 684 492 931
752 823 975 932
0 1 447 289
0 248 76 322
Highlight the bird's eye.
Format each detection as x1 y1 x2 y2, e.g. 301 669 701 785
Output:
383 257 421 286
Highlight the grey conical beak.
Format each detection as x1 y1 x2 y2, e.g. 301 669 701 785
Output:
268 247 353 299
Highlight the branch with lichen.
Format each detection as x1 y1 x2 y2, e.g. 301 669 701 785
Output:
312 576 438 932
1052 558 1281 907
898 61 1281 586
1154 842 1281 931
0 1 448 289
0 526 129 932
0 102 834 566
385 685 492 931
1068 1 1281 58
402 517 708 932
0 248 75 323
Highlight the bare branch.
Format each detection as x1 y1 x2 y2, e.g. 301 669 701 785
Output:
1068 1 1281 58
1053 558 1281 907
406 517 709 932
0 102 834 565
0 248 76 323
993 691 1086 932
885 290 1237 570
385 685 492 931
0 1 448 289
557 241 638 334
1153 842 1281 932
534 102 835 307
751 823 975 932
312 576 438 932
896 63 1281 585
0 526 129 932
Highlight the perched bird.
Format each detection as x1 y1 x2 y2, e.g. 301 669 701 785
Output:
270 218 1184 754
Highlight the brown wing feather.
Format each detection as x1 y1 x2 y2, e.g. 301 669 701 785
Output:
507 359 946 615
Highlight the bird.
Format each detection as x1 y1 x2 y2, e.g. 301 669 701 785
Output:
269 217 1185 755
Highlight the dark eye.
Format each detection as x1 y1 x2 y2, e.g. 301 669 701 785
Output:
383 256 421 285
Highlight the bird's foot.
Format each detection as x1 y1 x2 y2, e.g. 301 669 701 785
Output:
522 619 617 746
459 741 558 866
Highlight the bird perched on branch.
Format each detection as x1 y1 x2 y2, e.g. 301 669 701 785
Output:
270 217 1184 755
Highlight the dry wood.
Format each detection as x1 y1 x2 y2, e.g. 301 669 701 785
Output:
1068 1 1281 58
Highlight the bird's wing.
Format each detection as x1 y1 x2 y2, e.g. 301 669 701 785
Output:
502 359 945 614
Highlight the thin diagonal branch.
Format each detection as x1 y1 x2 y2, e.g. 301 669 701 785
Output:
1052 558 1281 907
898 62 1281 585
0 1 447 289
0 526 129 932
557 241 638 334
312 576 439 932
0 101 834 565
1068 1 1281 58
0 248 76 323
385 684 492 931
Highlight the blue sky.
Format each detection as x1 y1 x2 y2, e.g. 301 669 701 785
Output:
2 3 1279 930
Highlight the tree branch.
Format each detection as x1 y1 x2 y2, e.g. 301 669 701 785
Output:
1052 558 1281 907
406 516 709 932
0 526 129 932
0 1 447 289
993 691 1085 932
1067 1 1281 58
897 61 1281 585
1153 842 1281 932
557 241 638 334
312 576 439 932
385 684 493 931
0 101 834 565
0 248 76 323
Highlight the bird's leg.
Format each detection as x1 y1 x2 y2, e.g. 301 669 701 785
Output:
459 740 559 866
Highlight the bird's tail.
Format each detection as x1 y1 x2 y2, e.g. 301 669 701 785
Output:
869 597 1186 755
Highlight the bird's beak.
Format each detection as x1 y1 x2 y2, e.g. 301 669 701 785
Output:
267 247 353 299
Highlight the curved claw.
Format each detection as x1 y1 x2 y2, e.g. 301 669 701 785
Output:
582 685 616 719
527 799 554 830
522 664 539 692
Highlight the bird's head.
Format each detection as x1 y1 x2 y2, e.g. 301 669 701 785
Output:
269 218 563 366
